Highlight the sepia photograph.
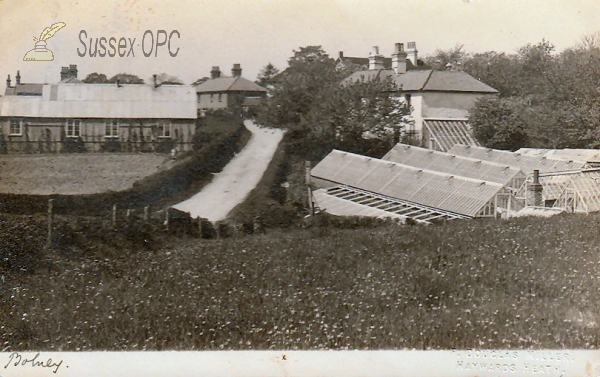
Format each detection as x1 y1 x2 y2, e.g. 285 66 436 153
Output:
0 0 599 375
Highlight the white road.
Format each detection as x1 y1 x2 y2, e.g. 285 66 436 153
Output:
172 120 284 222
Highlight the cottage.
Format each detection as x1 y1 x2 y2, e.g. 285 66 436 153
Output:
195 64 266 113
0 66 197 154
342 43 498 150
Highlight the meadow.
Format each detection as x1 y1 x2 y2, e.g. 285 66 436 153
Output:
2 211 599 351
0 153 180 195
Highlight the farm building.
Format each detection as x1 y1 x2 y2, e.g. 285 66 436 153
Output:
195 64 267 112
382 143 526 191
311 150 522 222
341 43 497 150
447 145 588 175
0 69 197 154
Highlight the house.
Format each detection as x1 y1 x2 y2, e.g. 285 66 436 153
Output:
336 42 430 72
195 64 267 113
342 43 498 151
0 66 197 154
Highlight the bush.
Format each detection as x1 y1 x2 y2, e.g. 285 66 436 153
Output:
61 137 86 153
0 216 45 272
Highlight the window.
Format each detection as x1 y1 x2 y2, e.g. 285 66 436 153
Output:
158 121 171 138
105 120 119 138
10 119 22 136
66 119 81 137
218 93 222 102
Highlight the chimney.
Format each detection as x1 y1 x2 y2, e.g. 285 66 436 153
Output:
231 63 242 77
392 43 408 74
406 42 418 65
69 64 78 78
211 66 221 79
15 70 21 85
368 46 384 71
527 169 543 207
338 51 344 59
6 74 11 88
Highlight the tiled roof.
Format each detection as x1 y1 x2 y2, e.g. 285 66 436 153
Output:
0 83 197 119
423 120 480 152
311 149 505 217
448 145 588 175
195 76 267 93
4 83 44 96
382 143 525 188
342 69 498 93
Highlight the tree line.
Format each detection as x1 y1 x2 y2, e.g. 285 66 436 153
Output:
426 35 600 150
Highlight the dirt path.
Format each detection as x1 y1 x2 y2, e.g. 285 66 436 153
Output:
172 120 284 222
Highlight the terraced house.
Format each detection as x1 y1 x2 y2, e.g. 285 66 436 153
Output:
342 42 498 151
0 66 197 154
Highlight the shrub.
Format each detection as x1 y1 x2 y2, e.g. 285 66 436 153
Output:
0 216 45 272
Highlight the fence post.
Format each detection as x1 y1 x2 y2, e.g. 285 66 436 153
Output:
305 161 314 217
165 208 169 231
46 199 53 249
112 204 117 228
144 206 149 223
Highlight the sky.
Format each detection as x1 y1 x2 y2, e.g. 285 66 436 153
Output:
0 0 598 92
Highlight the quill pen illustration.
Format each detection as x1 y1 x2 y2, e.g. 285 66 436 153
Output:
37 22 66 41
24 22 66 61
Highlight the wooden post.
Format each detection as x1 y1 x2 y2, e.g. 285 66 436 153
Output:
46 199 53 249
112 204 117 228
143 206 149 223
165 208 169 231
305 161 314 217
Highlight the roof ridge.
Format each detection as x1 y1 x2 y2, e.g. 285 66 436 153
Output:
420 69 434 91
330 149 503 187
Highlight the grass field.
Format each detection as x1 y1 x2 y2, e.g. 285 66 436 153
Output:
0 154 179 195
2 211 599 351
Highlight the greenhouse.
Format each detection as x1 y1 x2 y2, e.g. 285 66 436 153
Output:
382 143 526 191
311 150 522 222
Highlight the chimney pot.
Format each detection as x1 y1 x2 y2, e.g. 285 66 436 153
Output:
368 46 384 71
16 70 21 85
231 63 242 77
406 42 418 65
211 66 221 79
392 42 408 74
339 51 344 59
6 74 11 87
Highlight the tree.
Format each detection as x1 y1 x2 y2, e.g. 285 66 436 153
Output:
191 77 209 86
256 63 280 88
152 73 183 85
256 45 411 156
256 46 341 128
470 96 530 151
424 44 467 71
108 73 144 84
82 72 109 83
